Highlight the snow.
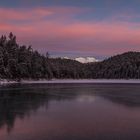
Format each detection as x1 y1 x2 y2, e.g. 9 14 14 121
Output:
20 79 140 84
75 57 99 63
62 56 99 63
1 79 140 85
0 79 18 85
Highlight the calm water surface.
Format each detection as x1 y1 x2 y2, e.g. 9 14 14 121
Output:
0 83 140 140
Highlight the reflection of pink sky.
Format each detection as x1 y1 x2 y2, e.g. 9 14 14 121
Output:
1 98 140 140
0 7 140 56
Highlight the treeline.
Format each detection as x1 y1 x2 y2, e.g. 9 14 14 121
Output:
0 33 87 80
0 33 51 79
0 33 140 80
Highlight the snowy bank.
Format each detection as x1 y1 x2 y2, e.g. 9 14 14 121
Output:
0 79 18 85
20 79 140 84
1 79 140 85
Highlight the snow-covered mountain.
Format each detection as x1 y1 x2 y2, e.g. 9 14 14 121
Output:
75 57 99 63
63 57 99 63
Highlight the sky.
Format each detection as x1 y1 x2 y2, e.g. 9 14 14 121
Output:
1 0 140 59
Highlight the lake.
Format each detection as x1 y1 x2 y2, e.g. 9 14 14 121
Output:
0 83 140 140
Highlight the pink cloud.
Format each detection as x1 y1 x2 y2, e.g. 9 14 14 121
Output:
0 7 140 56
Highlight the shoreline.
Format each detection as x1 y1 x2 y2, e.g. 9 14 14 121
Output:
1 79 140 85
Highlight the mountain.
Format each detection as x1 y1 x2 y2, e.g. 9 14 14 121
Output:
75 57 99 63
62 56 99 63
0 33 140 80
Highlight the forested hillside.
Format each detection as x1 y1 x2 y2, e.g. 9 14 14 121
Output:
0 33 86 80
0 33 140 80
87 52 140 79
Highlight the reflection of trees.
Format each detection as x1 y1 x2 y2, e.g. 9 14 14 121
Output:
0 89 48 133
0 84 76 133
0 83 140 133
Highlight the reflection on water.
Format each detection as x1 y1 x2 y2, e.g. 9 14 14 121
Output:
0 83 140 140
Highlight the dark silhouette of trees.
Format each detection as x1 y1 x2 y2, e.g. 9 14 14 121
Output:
88 52 140 79
0 33 140 80
0 33 54 80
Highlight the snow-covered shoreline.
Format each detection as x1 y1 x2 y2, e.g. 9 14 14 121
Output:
20 79 140 84
0 79 18 85
1 79 140 85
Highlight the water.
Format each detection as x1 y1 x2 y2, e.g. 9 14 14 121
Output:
0 83 140 140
